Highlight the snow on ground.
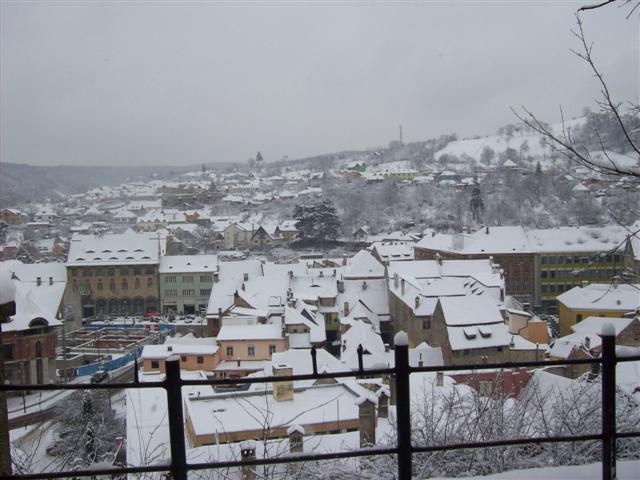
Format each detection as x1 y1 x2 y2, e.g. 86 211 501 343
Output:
430 459 639 479
435 133 550 163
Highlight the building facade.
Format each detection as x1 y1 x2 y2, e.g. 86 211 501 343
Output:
159 255 218 315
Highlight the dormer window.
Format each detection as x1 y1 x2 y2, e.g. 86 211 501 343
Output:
463 327 477 340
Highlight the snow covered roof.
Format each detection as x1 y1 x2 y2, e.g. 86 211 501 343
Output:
67 229 163 266
438 295 504 327
447 323 510 350
142 343 219 359
416 226 531 254
556 284 640 311
527 225 628 253
3 278 65 332
341 320 388 370
159 255 218 273
216 324 283 341
571 316 635 336
343 250 385 279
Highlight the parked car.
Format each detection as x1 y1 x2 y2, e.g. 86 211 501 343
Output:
90 370 108 383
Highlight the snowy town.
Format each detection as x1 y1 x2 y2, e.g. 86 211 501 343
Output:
1 2 640 480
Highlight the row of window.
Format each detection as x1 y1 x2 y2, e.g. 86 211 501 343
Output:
225 344 277 357
541 284 575 295
540 254 621 266
164 275 213 283
75 277 154 292
164 289 212 297
541 268 617 280
74 267 155 277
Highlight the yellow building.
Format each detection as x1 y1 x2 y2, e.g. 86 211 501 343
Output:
556 283 639 336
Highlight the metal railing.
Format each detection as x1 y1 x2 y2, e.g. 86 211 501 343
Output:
2 330 639 480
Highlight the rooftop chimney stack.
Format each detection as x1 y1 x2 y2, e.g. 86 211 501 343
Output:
36 277 41 286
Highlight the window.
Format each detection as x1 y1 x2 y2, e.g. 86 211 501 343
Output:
200 289 211 296
82 270 92 277
146 268 155 275
197 356 204 364
135 278 141 288
120 268 129 276
182 289 194 296
122 281 128 291
248 346 255 356
549 271 556 279
107 268 115 277
134 268 142 275
462 349 470 356
269 345 277 354
165 276 177 283
181 356 187 362
541 271 547 279
576 314 583 323
422 320 431 330
71 269 78 277
165 289 177 297
182 275 194 283
109 281 115 291
200 275 212 283
148 277 154 287
151 360 160 369
97 282 103 291
541 256 548 265
226 346 234 357
2 344 14 361
479 381 493 396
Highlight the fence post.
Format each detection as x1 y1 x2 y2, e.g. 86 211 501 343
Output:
165 355 187 480
601 323 616 480
394 331 411 480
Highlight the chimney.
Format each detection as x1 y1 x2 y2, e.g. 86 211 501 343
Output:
337 280 345 293
581 281 589 288
273 364 294 401
49 276 53 285
436 253 442 265
343 301 350 317
287 425 304 453
585 336 591 349
332 269 336 277
485 226 489 234
288 270 293 280
358 397 376 447
362 280 368 290
415 296 420 309
213 272 219 283
342 255 347 266
241 283 245 291
167 346 172 352
436 371 444 386
393 272 399 289
401 278 405 296
36 276 41 286
243 272 249 282
240 440 257 480
384 343 390 353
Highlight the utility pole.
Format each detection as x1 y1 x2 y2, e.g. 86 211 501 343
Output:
399 124 403 145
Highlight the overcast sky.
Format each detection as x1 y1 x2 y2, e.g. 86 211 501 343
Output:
1 1 637 167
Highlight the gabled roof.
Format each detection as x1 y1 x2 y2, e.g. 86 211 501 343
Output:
557 284 640 311
438 295 504 326
343 250 385 279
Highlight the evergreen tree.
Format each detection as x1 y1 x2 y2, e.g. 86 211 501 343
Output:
293 200 341 246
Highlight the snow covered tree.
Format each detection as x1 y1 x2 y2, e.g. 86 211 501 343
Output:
50 389 123 469
293 200 341 247
469 177 484 224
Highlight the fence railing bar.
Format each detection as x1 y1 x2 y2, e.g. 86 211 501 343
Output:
411 433 604 453
165 355 188 480
394 334 412 480
615 431 640 439
187 446 399 471
3 356 627 393
601 332 617 480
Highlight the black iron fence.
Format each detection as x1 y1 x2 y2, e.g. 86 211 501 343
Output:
2 330 639 480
